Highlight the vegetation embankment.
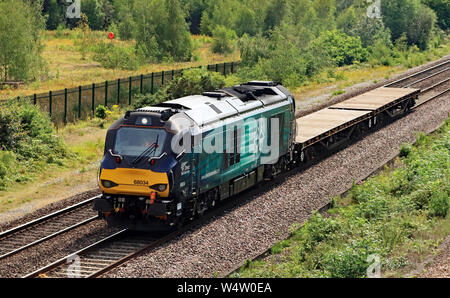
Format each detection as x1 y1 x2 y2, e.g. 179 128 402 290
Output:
233 119 450 278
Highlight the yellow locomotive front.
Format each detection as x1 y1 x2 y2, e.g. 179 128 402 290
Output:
94 110 184 231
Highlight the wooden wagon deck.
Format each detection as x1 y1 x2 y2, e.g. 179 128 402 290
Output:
295 108 371 144
295 87 420 147
329 87 420 112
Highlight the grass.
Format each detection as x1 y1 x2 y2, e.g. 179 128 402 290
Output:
232 118 450 278
0 31 240 100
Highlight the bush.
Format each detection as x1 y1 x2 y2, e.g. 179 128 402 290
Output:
95 105 108 119
212 26 237 54
0 99 69 189
300 213 340 252
355 197 389 221
93 42 141 70
312 30 368 67
399 143 412 158
134 68 227 109
324 240 375 278
429 192 449 217
409 187 433 210
368 38 395 66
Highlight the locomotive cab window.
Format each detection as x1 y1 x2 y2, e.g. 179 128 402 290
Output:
114 127 167 157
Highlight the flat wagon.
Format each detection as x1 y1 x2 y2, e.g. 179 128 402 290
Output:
294 87 420 162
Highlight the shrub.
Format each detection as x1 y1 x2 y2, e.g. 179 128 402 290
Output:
56 24 66 38
324 239 377 278
134 68 227 109
93 42 140 70
312 30 368 67
399 143 412 158
0 99 69 189
429 191 449 217
95 105 108 119
355 197 389 221
409 187 433 210
369 38 394 66
301 212 340 252
212 25 237 54
324 247 369 278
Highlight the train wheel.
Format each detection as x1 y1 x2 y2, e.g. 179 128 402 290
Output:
305 147 317 164
300 151 305 163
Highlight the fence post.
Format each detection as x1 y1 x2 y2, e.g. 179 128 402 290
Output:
105 80 108 106
129 77 132 106
223 62 227 75
171 69 175 81
78 86 82 119
49 91 52 117
33 94 37 105
161 71 165 86
64 88 68 124
92 83 95 115
215 63 218 72
231 62 234 74
117 79 121 105
140 74 143 93
151 72 154 94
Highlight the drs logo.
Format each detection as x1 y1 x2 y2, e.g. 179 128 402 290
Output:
134 180 149 186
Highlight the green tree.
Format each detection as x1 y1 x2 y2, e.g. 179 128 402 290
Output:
212 26 237 54
181 0 209 34
234 6 258 36
263 0 288 32
114 0 136 40
337 5 391 48
312 30 368 66
134 0 193 61
83 0 106 30
381 0 437 50
0 0 46 83
423 0 450 30
44 0 65 30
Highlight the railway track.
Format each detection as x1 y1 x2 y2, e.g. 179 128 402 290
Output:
13 59 450 278
384 59 450 108
385 60 450 88
0 197 99 261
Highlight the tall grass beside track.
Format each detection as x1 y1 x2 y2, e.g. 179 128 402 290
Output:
233 119 450 278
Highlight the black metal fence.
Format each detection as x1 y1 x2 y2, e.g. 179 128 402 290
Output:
23 61 240 125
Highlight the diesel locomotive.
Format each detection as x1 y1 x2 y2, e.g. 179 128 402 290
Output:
93 81 297 230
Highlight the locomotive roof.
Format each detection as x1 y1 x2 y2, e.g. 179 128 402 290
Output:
137 81 291 127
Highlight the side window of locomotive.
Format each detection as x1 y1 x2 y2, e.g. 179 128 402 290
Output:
235 127 241 164
231 126 241 165
266 113 285 152
223 127 241 168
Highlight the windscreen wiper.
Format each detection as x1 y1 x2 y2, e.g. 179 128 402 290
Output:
132 135 160 165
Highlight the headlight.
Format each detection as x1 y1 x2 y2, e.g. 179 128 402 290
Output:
150 184 167 192
102 180 119 188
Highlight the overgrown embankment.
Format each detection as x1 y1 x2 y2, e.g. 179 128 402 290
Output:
234 118 450 278
0 99 70 190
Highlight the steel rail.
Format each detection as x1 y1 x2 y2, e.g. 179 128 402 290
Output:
384 60 450 88
405 67 450 88
0 196 100 260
